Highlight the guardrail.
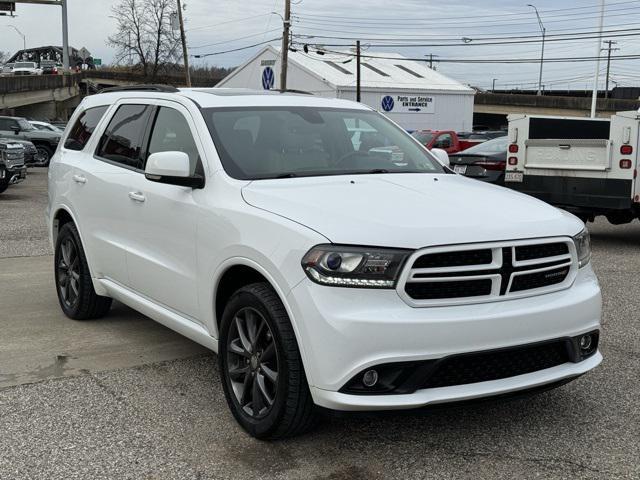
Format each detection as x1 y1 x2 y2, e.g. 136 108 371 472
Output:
475 92 640 112
0 73 81 95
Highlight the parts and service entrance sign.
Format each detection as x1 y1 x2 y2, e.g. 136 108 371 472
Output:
380 94 435 114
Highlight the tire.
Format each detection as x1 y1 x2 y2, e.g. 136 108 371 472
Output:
219 282 317 439
54 222 112 320
0 178 8 194
34 144 52 167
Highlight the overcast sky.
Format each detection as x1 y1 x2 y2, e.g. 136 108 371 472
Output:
1 0 639 90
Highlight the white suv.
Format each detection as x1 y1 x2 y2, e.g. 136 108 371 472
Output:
47 87 602 439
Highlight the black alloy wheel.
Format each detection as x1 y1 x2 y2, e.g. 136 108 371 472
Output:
54 222 112 320
226 306 279 418
57 237 81 309
219 283 317 439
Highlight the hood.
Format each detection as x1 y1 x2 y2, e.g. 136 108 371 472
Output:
241 173 583 249
24 129 61 141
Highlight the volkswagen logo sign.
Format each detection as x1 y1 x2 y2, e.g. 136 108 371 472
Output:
381 95 394 112
262 66 275 90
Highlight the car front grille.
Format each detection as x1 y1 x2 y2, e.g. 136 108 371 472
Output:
420 341 569 389
398 238 576 306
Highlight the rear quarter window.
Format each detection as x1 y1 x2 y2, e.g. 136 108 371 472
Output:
64 106 109 151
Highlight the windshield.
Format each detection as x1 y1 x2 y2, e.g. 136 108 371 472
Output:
461 136 508 155
203 107 445 180
410 131 435 144
17 119 35 131
15 62 36 69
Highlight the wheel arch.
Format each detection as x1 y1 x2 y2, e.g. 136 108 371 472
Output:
212 257 314 384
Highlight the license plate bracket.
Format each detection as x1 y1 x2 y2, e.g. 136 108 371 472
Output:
505 171 524 182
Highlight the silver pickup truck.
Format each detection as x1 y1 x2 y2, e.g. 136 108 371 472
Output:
0 139 27 194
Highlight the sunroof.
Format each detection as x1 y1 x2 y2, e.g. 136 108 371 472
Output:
396 64 424 78
362 63 389 77
324 61 352 75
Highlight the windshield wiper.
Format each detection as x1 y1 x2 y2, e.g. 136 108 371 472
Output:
275 172 297 178
366 169 390 174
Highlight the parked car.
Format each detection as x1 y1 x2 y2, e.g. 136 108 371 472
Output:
48 87 601 440
29 120 64 133
0 116 61 166
1 63 15 76
449 136 508 185
0 139 27 194
40 60 61 75
410 129 483 154
12 62 42 76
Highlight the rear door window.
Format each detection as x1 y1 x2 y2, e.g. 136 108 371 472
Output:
64 106 108 151
96 104 154 170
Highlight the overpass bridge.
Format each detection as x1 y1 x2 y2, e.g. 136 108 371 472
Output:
2 72 639 124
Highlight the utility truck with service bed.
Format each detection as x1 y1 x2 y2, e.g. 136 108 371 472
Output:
505 112 640 224
48 86 601 439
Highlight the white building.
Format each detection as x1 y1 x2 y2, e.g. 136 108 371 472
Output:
216 46 475 131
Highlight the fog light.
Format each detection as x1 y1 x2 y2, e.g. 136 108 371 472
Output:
579 334 592 351
362 369 379 387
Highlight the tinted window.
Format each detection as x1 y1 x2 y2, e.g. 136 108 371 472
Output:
202 107 444 180
0 118 18 130
97 104 152 169
433 133 452 149
64 106 108 151
411 131 434 145
147 107 200 174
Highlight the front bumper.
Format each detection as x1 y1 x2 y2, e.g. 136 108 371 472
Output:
287 264 601 411
1 165 27 184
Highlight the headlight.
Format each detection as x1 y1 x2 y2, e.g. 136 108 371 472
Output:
301 245 411 288
573 228 591 268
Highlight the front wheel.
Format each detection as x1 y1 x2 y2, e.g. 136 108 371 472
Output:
54 222 112 320
219 283 317 439
34 145 53 167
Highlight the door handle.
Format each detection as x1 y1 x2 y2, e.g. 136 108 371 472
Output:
128 191 146 203
72 174 87 184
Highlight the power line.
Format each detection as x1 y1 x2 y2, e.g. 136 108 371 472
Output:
193 37 281 58
191 28 281 49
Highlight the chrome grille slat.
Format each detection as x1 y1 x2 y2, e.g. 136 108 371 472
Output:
397 238 578 307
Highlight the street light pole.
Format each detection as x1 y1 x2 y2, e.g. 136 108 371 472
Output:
6 25 26 51
527 4 545 96
492 78 497 92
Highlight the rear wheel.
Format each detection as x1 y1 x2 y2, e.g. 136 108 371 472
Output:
54 222 112 320
0 178 8 194
219 282 317 439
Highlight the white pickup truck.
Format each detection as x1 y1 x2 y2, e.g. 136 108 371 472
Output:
505 112 640 224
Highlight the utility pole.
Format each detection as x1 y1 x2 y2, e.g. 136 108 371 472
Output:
591 0 605 118
176 0 191 87
527 4 545 96
356 40 361 102
492 78 497 92
603 40 619 98
280 0 291 90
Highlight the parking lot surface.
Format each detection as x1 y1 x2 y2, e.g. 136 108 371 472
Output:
1 170 639 479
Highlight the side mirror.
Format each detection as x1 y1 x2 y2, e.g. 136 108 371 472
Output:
11 125 20 134
145 151 204 189
431 148 450 167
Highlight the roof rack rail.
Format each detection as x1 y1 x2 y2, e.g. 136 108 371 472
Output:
100 84 180 93
277 89 313 95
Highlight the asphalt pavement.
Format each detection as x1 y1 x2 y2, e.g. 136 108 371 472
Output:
0 169 638 479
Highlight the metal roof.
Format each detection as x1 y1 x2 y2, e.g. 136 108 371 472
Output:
276 46 474 93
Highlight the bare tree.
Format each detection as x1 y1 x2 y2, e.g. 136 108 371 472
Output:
0 51 10 65
108 0 181 79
